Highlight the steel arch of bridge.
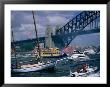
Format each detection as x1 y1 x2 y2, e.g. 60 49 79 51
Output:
53 11 100 49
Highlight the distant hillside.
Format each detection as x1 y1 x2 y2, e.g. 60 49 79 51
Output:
12 42 36 52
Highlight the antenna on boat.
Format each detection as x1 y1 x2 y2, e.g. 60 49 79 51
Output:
32 11 41 58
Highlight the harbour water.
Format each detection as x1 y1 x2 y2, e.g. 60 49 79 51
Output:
11 54 100 77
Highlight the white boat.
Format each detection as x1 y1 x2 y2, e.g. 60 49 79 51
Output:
70 65 98 77
68 51 89 60
12 61 55 73
84 49 96 55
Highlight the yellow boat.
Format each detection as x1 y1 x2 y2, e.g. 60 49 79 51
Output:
35 48 67 58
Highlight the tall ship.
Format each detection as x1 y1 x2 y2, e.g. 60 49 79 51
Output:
11 11 55 73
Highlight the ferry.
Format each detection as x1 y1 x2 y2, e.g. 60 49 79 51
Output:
35 47 67 58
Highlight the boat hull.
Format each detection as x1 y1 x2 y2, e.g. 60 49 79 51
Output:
11 63 55 73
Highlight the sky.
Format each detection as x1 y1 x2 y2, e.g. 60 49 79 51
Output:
11 11 100 47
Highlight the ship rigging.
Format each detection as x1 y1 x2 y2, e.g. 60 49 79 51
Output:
11 11 55 73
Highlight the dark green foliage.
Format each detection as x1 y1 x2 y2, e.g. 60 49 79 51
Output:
20 42 35 51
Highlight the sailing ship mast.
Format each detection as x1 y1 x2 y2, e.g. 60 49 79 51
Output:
32 11 41 58
11 28 18 68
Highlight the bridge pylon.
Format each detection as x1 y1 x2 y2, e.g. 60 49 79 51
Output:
45 25 55 48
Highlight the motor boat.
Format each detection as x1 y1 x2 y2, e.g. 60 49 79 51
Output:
68 51 89 60
70 64 99 77
84 49 96 55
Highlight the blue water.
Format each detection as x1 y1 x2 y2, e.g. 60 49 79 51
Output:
11 54 100 77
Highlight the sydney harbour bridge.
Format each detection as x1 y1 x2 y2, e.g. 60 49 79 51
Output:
12 11 100 50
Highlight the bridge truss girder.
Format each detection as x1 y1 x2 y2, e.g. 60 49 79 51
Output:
55 11 100 48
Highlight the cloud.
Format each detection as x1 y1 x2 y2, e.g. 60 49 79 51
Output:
13 23 45 41
11 11 76 40
19 24 33 31
46 16 68 26
11 11 34 28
